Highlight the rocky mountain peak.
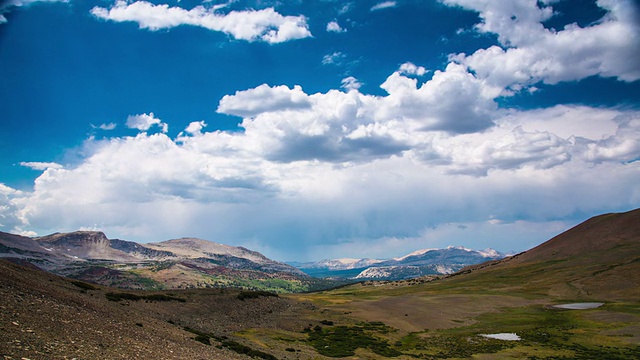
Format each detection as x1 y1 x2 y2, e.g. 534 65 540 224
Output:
35 231 110 247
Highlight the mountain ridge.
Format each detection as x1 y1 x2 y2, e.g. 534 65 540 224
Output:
0 230 316 292
294 246 506 280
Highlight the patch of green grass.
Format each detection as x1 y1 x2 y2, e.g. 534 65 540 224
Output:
305 322 402 357
393 305 640 359
183 327 276 359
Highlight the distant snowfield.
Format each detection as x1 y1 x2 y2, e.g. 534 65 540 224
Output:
480 333 521 341
552 302 604 310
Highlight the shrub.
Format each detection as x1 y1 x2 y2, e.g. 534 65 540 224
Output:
306 323 402 357
236 290 279 301
70 280 98 291
194 334 211 345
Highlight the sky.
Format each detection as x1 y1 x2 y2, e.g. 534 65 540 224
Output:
0 0 639 262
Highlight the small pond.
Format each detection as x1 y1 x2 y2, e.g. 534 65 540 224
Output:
552 302 604 310
480 333 521 341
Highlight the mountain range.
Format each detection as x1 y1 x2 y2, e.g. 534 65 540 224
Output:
0 230 321 292
291 246 506 280
0 229 506 289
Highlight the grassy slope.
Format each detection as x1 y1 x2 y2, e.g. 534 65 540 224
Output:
266 209 640 358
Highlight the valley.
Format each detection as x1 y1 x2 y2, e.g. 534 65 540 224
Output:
1 208 639 359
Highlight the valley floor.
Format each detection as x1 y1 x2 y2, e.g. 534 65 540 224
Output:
1 262 639 359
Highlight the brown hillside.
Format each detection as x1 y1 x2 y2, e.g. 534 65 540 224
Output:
0 259 314 359
512 208 640 263
455 208 640 301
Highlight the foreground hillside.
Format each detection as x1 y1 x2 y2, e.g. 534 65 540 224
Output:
0 259 318 359
1 208 639 359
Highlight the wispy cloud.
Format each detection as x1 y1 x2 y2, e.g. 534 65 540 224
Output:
322 51 346 65
341 76 362 91
93 123 117 131
370 1 397 11
19 162 63 170
91 1 312 44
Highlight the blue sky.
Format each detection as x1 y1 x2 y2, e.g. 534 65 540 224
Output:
0 0 639 261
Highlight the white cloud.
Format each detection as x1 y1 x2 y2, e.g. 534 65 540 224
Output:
4 97 639 259
326 20 345 33
444 0 640 90
125 112 168 133
183 120 207 136
341 76 362 91
338 3 354 15
398 62 428 76
91 1 312 44
217 84 312 118
371 1 397 11
96 123 117 131
322 51 346 65
19 162 63 171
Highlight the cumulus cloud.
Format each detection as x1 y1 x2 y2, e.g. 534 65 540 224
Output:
90 1 312 44
183 120 207 136
125 112 168 133
217 84 312 118
398 62 428 76
5 105 638 258
3 97 639 259
371 1 397 11
326 20 345 33
445 0 640 91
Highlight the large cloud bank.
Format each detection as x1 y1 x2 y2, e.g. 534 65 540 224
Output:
1 0 639 260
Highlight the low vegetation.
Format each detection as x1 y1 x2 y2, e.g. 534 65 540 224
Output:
305 321 402 357
183 327 277 360
105 292 186 302
69 280 98 291
236 290 279 301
